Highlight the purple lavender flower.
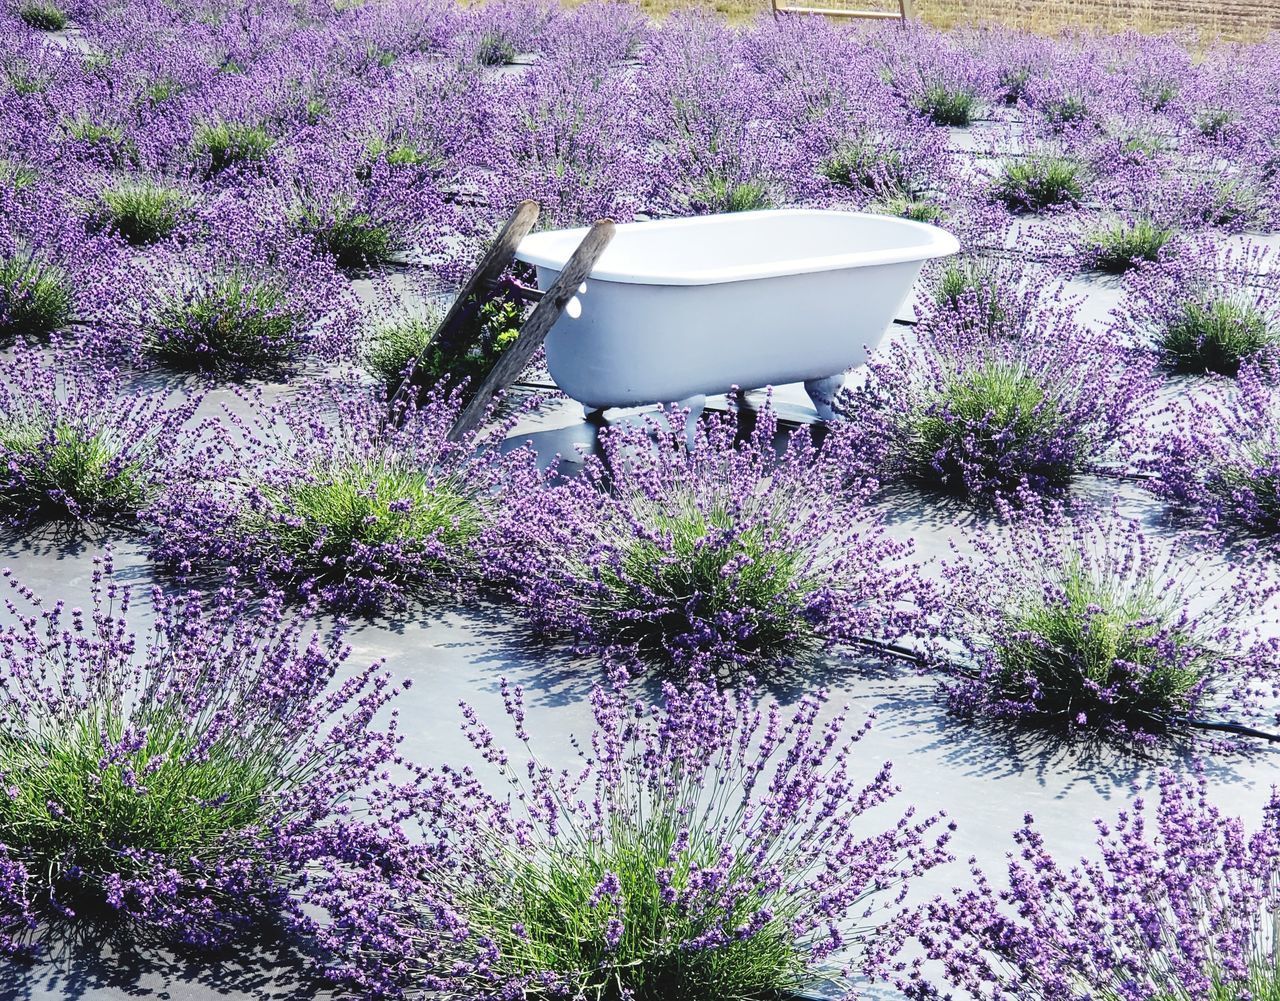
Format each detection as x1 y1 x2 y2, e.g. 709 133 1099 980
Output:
833 292 1158 507
147 380 538 612
0 554 412 956
875 773 1280 1001
324 679 952 1000
1149 358 1280 536
936 508 1280 746
491 402 928 673
0 347 202 524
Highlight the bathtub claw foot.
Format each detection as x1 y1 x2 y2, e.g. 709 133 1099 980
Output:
583 404 606 424
660 394 706 449
804 375 845 422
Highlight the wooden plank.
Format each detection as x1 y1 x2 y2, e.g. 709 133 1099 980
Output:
448 219 616 441
391 199 541 406
774 5 903 16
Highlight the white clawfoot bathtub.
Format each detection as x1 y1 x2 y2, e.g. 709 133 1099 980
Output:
515 209 959 427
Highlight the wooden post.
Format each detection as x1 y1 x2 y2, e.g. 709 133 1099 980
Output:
390 199 541 408
448 219 616 442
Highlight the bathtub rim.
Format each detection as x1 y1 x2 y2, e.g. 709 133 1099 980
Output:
514 209 960 286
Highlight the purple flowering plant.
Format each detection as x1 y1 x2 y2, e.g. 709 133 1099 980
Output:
875 773 1280 1001
0 555 412 958
492 403 928 673
935 508 1280 745
324 679 953 1000
148 381 537 612
0 348 201 525
1115 241 1280 377
1149 358 1280 536
834 292 1157 507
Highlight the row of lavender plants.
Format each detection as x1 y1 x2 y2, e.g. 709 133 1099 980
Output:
3 0 1280 998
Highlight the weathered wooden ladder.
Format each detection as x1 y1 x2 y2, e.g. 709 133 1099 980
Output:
391 200 615 441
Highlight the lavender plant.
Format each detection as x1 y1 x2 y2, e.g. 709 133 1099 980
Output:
143 270 309 376
837 310 1156 505
936 511 1280 744
820 137 922 196
992 152 1085 213
0 557 411 956
1083 216 1177 274
914 82 980 127
148 385 531 611
190 120 274 177
17 1 65 31
0 351 200 524
333 680 953 1000
290 192 403 272
1118 250 1280 375
492 404 927 672
363 298 523 397
93 179 192 246
878 775 1280 1000
0 253 72 343
1150 360 1280 535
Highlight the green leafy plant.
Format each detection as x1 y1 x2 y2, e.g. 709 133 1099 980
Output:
146 273 305 376
246 457 484 590
600 500 817 659
1043 94 1088 128
820 138 918 194
872 189 944 224
17 0 66 30
366 298 523 395
1084 218 1175 274
190 120 274 177
1160 296 1276 376
95 180 192 245
475 30 516 66
0 160 38 191
0 255 73 343
1195 107 1236 138
992 560 1209 730
293 197 401 271
914 83 979 127
0 418 146 520
993 153 1084 213
693 175 773 214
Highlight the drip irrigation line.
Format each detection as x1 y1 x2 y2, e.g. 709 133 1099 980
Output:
1183 719 1280 742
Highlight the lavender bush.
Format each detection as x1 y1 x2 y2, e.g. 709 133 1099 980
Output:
0 556 411 957
148 384 535 611
492 404 928 672
0 252 72 342
1116 244 1280 376
835 298 1157 506
320 679 953 1000
1083 216 1178 274
1150 359 1280 535
91 179 193 246
936 510 1280 744
0 349 200 524
876 774 1280 1000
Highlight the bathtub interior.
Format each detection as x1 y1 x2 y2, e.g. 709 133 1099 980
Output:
515 210 959 286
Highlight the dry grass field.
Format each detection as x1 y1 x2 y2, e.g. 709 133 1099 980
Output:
610 0 1280 39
